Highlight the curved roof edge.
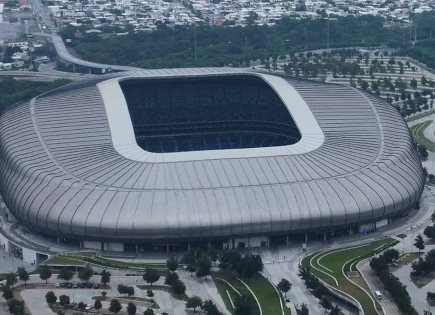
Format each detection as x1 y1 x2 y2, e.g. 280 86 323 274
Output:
97 70 325 162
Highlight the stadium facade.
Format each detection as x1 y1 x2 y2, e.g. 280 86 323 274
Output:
0 68 424 251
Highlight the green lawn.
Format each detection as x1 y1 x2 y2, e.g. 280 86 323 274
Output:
45 252 167 271
411 272 435 288
213 271 290 315
137 284 188 301
410 120 435 151
396 233 407 239
44 256 85 266
303 238 396 315
397 252 422 266
406 110 435 123
244 275 290 315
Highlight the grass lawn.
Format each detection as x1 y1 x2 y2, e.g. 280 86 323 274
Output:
397 252 422 266
411 273 435 288
243 275 290 315
44 256 85 266
406 109 435 122
213 271 290 315
116 296 158 308
137 284 188 301
410 120 435 151
74 255 167 270
45 252 167 271
303 238 396 315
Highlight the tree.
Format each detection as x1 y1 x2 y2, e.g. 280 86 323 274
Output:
39 265 52 284
167 257 179 273
383 249 399 263
127 302 137 315
59 294 70 306
94 299 102 313
220 251 241 270
143 268 160 288
419 145 429 160
8 299 25 315
410 78 418 90
414 234 425 253
5 273 17 287
196 253 212 279
78 266 93 283
57 268 74 283
424 225 435 240
143 308 154 315
186 264 197 275
300 303 309 315
422 76 428 86
201 300 221 315
360 80 369 91
172 280 186 296
330 305 340 315
118 284 134 296
235 294 255 315
165 272 179 287
237 255 263 278
101 270 111 286
17 267 29 285
45 291 57 304
2 286 13 301
186 296 202 313
277 278 291 297
109 299 122 314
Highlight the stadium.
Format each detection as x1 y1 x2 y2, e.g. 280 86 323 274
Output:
0 68 425 252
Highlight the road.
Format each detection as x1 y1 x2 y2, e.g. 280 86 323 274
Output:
27 0 139 73
39 33 139 72
0 70 96 81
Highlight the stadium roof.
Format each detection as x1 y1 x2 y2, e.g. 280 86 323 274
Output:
0 68 424 241
99 70 324 162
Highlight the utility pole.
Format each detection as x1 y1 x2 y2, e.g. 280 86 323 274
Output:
409 20 412 44
194 22 197 63
327 15 330 52
304 26 308 51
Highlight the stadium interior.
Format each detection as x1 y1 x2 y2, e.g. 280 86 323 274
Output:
120 75 302 153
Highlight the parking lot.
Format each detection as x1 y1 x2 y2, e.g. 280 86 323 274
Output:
21 288 103 314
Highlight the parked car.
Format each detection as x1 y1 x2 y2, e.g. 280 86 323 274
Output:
67 283 73 289
86 283 93 288
60 283 67 288
93 283 100 289
55 283 60 287
73 283 78 288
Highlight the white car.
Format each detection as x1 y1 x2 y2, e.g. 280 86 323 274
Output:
85 305 93 311
55 283 60 287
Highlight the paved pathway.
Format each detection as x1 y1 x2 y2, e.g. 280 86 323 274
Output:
393 263 435 315
357 260 400 315
180 270 231 315
257 246 325 315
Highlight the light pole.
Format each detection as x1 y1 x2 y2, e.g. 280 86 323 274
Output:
326 14 330 53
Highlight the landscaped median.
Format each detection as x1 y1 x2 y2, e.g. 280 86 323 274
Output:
301 238 398 315
213 271 290 315
410 120 435 151
44 251 168 271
